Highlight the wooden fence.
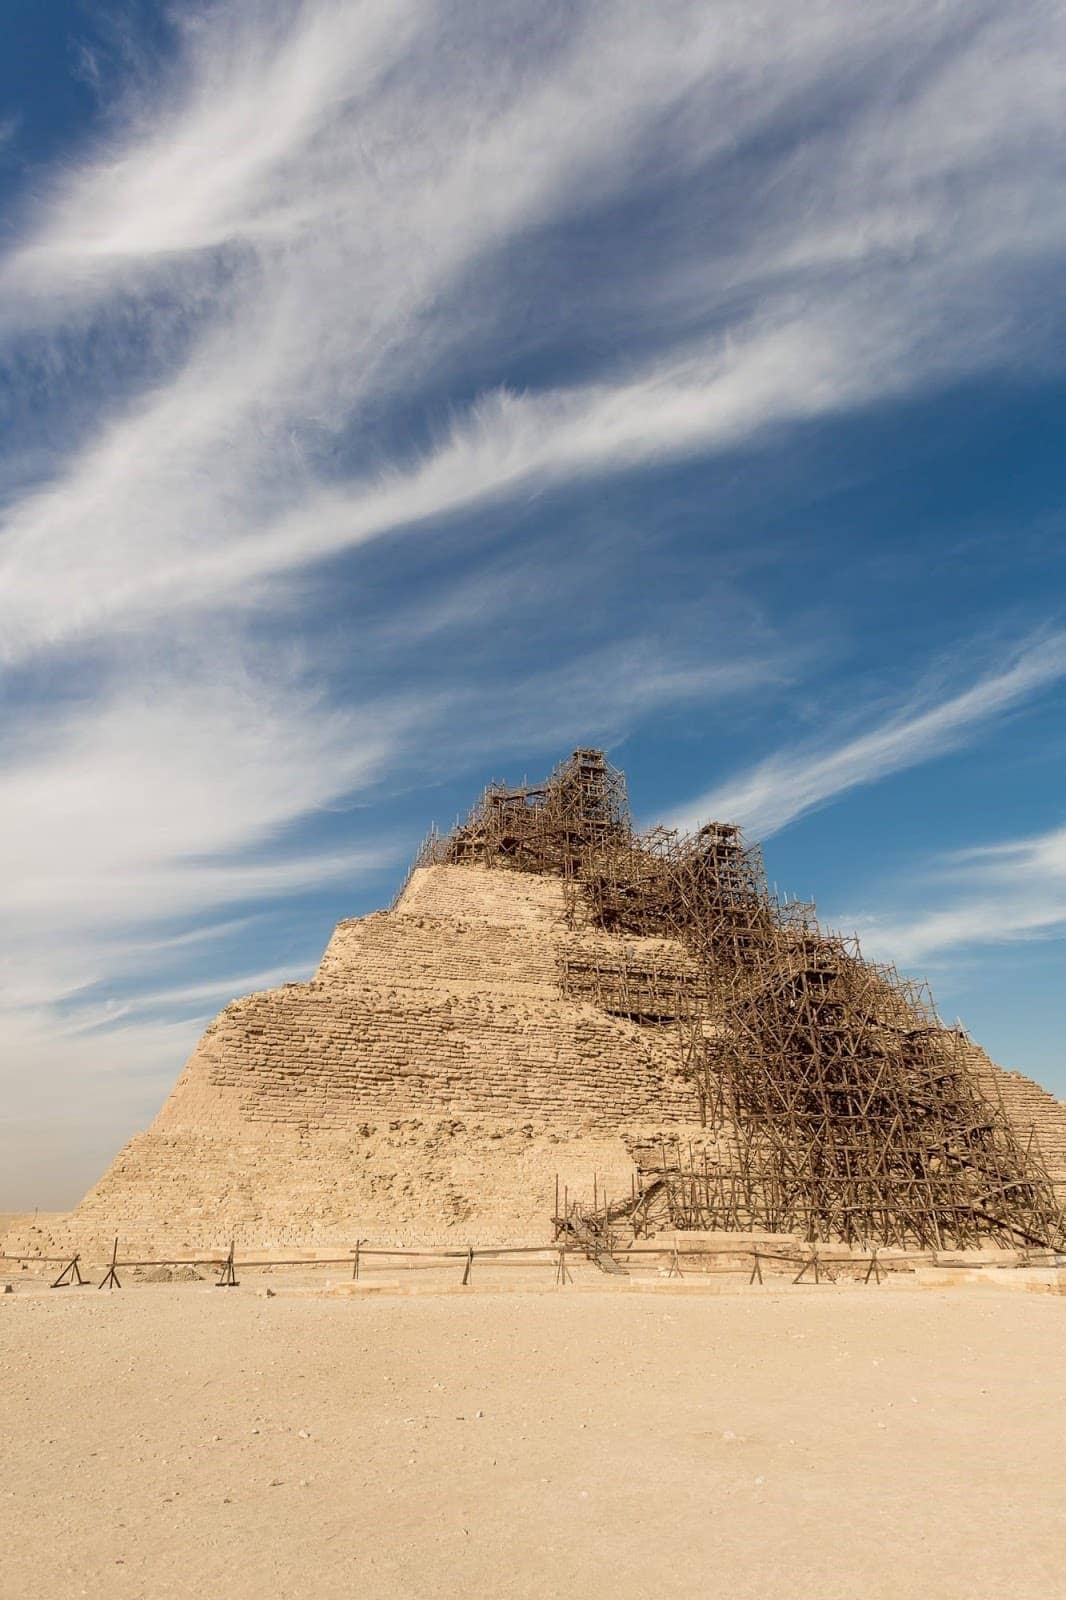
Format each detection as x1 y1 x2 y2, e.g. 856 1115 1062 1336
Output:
3 1237 1060 1292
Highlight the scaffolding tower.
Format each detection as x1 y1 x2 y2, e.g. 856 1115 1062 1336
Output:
412 750 1062 1249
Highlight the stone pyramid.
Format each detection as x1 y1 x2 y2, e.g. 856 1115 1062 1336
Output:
17 750 1066 1257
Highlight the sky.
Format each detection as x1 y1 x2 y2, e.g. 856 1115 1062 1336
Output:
1 0 1065 1210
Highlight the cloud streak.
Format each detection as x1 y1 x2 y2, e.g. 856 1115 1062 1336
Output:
3 3 1066 663
850 820 1066 967
665 636 1066 838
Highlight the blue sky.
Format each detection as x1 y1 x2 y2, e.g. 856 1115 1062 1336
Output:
1 1 1065 1209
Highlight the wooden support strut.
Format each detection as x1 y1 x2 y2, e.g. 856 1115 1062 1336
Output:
216 1240 239 1287
98 1237 121 1291
50 1253 85 1288
793 1246 820 1285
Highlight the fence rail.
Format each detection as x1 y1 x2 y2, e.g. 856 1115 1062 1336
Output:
3 1237 1061 1293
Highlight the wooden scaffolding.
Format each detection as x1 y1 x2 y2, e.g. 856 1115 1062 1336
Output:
415 750 1063 1249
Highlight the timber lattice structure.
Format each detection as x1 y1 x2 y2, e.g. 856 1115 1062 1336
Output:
418 749 1063 1251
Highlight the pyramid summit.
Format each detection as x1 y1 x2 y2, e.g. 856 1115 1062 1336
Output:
21 750 1066 1257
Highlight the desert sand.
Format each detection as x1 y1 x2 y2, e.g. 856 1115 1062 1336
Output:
3 1275 1065 1600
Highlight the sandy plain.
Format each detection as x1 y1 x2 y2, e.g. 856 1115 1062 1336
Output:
2 1272 1065 1600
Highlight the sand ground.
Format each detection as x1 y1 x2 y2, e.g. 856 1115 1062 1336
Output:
2 1274 1065 1600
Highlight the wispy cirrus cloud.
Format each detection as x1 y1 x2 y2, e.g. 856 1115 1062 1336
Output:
0 317 843 660
664 634 1066 838
67 962 319 1031
854 822 1066 966
0 645 406 1022
3 3 1066 665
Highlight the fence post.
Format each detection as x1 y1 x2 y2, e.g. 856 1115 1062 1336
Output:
98 1237 121 1291
666 1244 683 1279
794 1246 820 1285
749 1247 763 1286
352 1240 361 1281
864 1246 881 1285
461 1247 474 1286
51 1253 85 1289
216 1240 239 1287
555 1248 573 1287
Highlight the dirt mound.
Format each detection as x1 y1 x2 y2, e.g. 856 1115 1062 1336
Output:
130 1264 203 1283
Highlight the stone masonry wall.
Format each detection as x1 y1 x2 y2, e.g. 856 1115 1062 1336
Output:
154 866 698 1135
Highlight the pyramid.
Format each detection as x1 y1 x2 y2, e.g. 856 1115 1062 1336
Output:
17 750 1066 1257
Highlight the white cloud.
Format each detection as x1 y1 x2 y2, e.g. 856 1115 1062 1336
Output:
0 1005 202 1210
0 1 423 287
71 961 318 1026
0 659 400 923
0 311 863 661
0 638 406 1107
397 635 797 796
854 822 1066 965
3 4 1066 663
664 635 1066 838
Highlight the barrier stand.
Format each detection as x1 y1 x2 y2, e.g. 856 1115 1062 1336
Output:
50 1253 85 1288
794 1247 821 1285
555 1248 573 1287
461 1247 474 1286
216 1241 239 1288
351 1240 361 1281
98 1237 121 1291
864 1246 882 1286
748 1248 763 1286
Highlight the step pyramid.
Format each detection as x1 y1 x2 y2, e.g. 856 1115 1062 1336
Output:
11 750 1066 1259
